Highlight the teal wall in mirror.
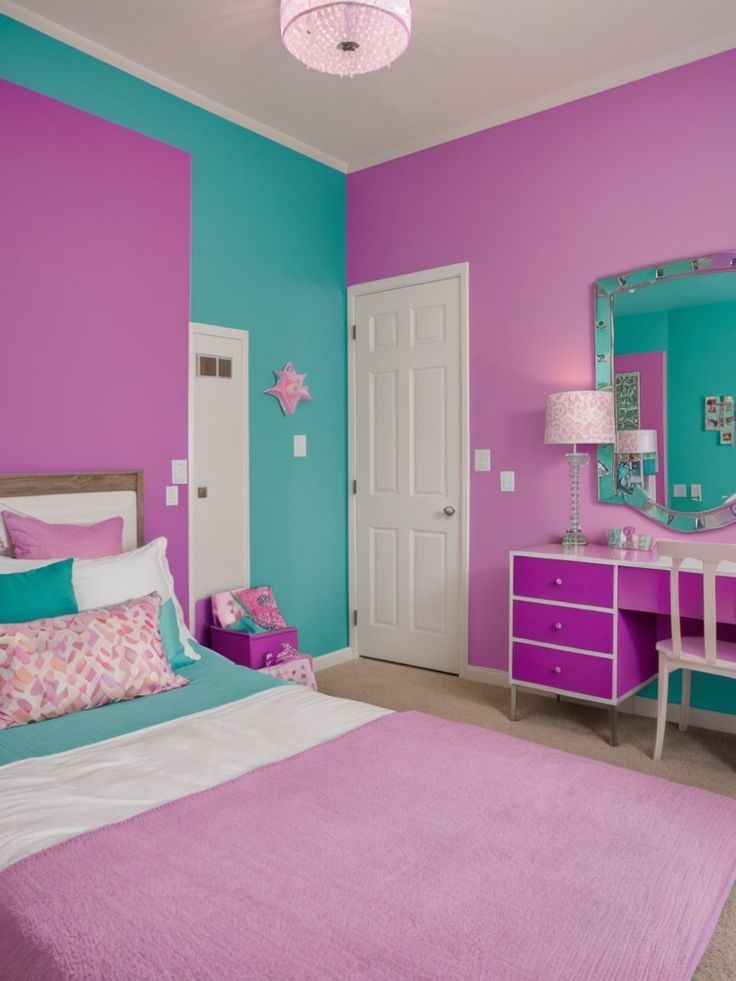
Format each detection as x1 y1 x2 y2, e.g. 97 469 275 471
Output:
596 252 736 532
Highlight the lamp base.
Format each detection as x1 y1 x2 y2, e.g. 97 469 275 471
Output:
561 529 588 547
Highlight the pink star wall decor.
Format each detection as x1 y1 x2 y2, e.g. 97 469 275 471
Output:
265 361 313 416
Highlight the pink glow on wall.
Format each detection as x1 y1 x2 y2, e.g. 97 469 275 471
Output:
1 81 191 612
347 50 736 670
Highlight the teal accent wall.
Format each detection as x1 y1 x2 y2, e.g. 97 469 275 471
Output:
0 16 347 656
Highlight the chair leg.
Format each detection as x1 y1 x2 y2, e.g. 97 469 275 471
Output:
653 654 669 762
679 669 691 733
509 684 517 722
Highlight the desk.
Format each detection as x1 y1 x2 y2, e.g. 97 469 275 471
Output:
508 544 736 744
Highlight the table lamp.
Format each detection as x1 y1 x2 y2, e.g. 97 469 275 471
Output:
544 390 615 546
616 428 658 497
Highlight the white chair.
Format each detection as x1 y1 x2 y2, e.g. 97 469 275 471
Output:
653 540 736 761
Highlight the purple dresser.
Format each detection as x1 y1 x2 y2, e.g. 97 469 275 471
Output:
509 545 669 745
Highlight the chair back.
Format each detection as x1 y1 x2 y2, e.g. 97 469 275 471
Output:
656 540 736 666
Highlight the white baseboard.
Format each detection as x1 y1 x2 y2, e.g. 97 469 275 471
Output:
313 647 356 671
460 665 509 687
624 695 736 736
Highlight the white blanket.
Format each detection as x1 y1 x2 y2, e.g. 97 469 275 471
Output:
0 687 391 871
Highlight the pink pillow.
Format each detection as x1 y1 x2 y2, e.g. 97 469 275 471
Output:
0 593 188 730
2 511 124 560
211 586 287 630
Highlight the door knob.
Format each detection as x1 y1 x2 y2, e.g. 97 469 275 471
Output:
443 506 456 516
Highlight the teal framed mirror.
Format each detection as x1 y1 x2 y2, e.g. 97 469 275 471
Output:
596 251 736 532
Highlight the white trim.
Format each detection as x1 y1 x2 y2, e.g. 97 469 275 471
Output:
188 322 250 629
511 638 613 660
625 694 736 737
347 30 736 171
460 665 509 687
347 263 470 676
512 595 614 614
0 2 346 173
313 647 356 671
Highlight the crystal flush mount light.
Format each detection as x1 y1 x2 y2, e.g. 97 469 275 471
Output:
280 1 412 77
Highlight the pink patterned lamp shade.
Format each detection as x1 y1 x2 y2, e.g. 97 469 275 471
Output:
616 429 657 454
544 390 615 445
280 0 412 76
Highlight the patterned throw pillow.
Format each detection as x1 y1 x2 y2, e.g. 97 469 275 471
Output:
211 586 287 631
0 593 188 731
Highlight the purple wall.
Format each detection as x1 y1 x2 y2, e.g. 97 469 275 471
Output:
347 50 736 671
1 81 191 609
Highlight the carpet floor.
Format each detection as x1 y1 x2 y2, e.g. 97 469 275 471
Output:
318 657 736 981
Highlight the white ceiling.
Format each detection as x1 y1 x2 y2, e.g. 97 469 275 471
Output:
4 0 736 172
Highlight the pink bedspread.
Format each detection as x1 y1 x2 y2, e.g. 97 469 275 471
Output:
2 711 735 980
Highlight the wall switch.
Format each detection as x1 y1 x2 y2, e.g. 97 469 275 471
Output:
691 483 702 502
165 485 179 506
500 470 515 492
293 434 307 458
673 483 687 498
474 449 491 472
171 460 188 485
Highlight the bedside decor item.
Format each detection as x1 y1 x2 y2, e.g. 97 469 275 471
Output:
615 429 658 498
209 625 300 669
211 586 287 631
265 361 312 416
544 390 615 546
606 527 653 551
280 0 412 78
260 643 317 690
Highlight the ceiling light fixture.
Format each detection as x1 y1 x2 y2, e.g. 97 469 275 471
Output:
280 1 412 77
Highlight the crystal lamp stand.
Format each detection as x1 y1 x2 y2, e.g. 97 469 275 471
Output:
562 447 590 546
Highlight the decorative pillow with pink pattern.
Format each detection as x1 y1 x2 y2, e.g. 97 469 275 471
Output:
0 593 188 731
211 586 287 631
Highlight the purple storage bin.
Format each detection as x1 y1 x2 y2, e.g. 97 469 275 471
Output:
209 626 299 669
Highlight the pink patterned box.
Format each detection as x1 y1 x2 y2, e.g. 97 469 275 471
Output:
259 653 317 691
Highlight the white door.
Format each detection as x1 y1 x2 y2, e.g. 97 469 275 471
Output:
189 324 249 626
352 267 467 673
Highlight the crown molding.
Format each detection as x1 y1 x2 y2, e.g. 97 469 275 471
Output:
0 1 348 173
347 30 736 172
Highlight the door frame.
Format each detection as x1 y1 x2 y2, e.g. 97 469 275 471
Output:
188 322 250 629
347 263 470 673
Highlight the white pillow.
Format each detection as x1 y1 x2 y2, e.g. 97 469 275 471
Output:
0 537 199 661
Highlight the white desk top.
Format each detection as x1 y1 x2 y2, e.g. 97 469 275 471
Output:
510 543 736 576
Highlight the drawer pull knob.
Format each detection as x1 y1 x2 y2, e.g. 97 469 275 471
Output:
554 622 563 631
554 666 562 674
554 577 563 586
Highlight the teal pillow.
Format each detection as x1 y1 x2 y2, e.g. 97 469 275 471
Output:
227 614 269 634
0 558 78 623
159 597 188 669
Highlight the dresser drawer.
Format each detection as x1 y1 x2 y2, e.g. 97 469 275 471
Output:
513 556 613 608
512 642 613 699
512 600 613 653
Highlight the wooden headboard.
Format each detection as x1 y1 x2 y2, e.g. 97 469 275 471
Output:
0 472 144 550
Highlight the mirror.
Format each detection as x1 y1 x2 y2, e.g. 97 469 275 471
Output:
595 252 736 532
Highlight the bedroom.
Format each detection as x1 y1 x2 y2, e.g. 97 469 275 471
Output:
1 1 736 978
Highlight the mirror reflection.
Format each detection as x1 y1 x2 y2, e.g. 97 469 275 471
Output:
613 272 736 512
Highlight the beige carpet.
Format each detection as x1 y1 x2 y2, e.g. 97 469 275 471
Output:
318 657 736 980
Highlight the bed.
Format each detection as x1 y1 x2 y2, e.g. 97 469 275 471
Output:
1 473 735 981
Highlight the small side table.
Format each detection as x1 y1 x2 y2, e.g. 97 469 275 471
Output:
209 625 299 669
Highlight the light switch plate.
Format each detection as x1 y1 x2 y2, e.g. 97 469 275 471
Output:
165 485 179 506
691 483 702 502
673 483 687 498
293 434 307 458
474 449 491 472
171 460 188 485
500 470 515 492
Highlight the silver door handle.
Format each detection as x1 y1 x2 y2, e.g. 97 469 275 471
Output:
443 506 456 517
